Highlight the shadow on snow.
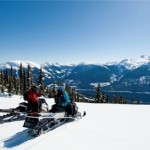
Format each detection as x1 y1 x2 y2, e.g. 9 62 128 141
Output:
3 129 33 148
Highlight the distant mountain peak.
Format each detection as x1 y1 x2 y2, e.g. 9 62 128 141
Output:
140 55 150 59
118 55 150 70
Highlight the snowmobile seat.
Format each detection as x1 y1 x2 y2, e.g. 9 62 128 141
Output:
15 102 29 112
49 104 66 113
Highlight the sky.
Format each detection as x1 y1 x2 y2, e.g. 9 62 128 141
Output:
0 95 150 150
0 0 150 65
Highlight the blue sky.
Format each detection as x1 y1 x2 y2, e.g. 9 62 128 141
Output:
0 1 150 65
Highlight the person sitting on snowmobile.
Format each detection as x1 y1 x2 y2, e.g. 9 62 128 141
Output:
28 85 43 112
50 86 74 116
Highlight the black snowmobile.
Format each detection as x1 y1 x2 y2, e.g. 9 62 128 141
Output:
23 102 86 137
0 98 49 124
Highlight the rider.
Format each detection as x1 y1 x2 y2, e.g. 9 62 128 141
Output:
55 86 71 106
28 85 43 112
50 85 74 116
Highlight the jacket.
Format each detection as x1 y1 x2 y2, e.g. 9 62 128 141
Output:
56 86 71 107
28 88 42 103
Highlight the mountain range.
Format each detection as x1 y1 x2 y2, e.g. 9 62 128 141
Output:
0 55 150 102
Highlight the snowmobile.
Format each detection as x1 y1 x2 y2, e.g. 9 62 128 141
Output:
0 98 49 124
23 102 86 137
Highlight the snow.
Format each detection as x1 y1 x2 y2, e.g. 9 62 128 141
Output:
105 55 150 70
55 70 62 74
90 82 110 87
119 55 150 70
0 60 51 75
0 95 150 150
11 60 41 69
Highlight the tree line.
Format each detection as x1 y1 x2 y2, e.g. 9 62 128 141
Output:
0 63 41 96
0 63 82 102
0 64 142 104
93 83 142 104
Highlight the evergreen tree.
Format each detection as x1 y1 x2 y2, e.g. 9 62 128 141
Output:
19 63 23 79
4 69 9 88
95 83 102 103
8 76 12 96
13 76 17 94
37 67 44 92
8 66 14 95
19 63 24 94
0 70 4 93
10 66 13 77
0 70 3 86
27 64 33 88
15 78 20 95
23 69 27 91
4 69 8 82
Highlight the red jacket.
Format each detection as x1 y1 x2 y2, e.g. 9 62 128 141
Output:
28 88 42 103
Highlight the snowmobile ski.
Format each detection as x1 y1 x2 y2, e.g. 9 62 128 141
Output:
0 112 26 124
0 102 29 124
0 108 16 113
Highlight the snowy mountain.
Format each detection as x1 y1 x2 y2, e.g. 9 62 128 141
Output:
0 95 150 150
0 55 150 102
0 61 71 83
106 55 150 70
119 55 150 70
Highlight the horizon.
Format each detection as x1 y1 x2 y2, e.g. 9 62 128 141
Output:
0 54 150 66
0 54 150 65
0 1 150 64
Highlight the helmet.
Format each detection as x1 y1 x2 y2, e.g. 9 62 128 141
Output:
57 86 64 92
31 85 38 92
57 86 64 96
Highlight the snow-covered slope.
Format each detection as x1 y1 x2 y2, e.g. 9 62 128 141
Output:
0 60 40 70
0 95 150 150
0 60 50 74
